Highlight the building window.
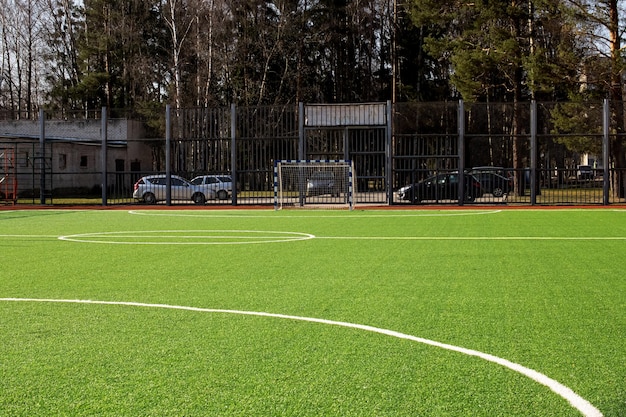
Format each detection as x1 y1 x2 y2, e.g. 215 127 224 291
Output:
20 151 29 167
80 155 88 168
59 154 67 170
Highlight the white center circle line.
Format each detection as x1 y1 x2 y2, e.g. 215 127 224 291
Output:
0 297 603 417
57 229 316 245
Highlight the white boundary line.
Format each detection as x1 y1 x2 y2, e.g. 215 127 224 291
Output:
0 297 603 417
125 208 626 219
127 209 504 218
0 234 59 238
1 232 625 244
317 236 626 240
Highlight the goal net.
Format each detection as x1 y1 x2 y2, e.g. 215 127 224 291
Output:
274 160 355 210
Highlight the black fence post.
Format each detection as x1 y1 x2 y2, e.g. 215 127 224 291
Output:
458 99 465 206
166 104 171 205
386 100 392 204
530 100 537 205
230 103 237 205
298 102 305 161
39 109 45 204
101 107 108 206
603 99 610 205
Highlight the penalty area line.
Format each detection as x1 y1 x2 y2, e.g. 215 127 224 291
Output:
0 297 603 417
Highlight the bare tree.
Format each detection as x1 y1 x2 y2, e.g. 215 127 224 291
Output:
163 0 194 113
0 2 17 113
0 0 46 117
42 0 83 112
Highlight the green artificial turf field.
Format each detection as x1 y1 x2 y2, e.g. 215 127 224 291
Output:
0 208 624 416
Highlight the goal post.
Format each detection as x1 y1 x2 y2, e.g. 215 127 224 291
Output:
274 160 355 210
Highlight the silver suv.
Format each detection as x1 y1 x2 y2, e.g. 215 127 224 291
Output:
133 175 209 204
190 175 233 200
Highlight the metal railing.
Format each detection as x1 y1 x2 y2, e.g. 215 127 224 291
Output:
2 100 626 206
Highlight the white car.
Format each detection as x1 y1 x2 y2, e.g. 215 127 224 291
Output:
132 175 211 204
190 175 233 200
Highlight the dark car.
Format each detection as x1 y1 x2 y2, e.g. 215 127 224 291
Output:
306 171 342 197
397 172 482 203
467 167 513 197
577 165 594 180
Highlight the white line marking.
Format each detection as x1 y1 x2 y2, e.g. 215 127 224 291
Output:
57 230 315 245
128 209 503 218
317 236 626 240
0 297 603 417
0 234 59 238
2 233 624 243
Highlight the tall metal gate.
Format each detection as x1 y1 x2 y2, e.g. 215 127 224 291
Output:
303 103 390 204
171 103 392 205
392 102 461 204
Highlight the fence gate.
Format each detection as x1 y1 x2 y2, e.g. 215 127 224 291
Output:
392 102 461 204
303 103 391 204
0 147 17 203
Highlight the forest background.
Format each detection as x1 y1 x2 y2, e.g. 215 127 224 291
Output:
2 0 626 197
1 0 624 118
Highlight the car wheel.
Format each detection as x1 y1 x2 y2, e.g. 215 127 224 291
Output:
492 187 504 197
217 190 228 200
193 193 206 204
143 192 157 204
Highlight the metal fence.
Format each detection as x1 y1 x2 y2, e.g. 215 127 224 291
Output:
1 100 625 206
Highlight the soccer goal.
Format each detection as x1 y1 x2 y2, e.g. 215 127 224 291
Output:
274 160 355 210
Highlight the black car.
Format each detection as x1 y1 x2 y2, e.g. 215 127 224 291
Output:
397 172 482 203
577 165 594 180
467 168 513 197
306 171 342 197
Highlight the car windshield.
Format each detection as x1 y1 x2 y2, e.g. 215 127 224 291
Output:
171 178 188 186
191 176 232 185
310 172 333 180
148 177 166 185
469 167 511 177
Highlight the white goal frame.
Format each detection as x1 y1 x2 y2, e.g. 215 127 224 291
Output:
274 160 355 210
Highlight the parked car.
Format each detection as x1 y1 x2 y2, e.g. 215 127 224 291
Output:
190 175 233 200
133 175 209 204
577 165 594 180
467 167 513 197
306 171 343 197
398 172 482 203
468 166 512 177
